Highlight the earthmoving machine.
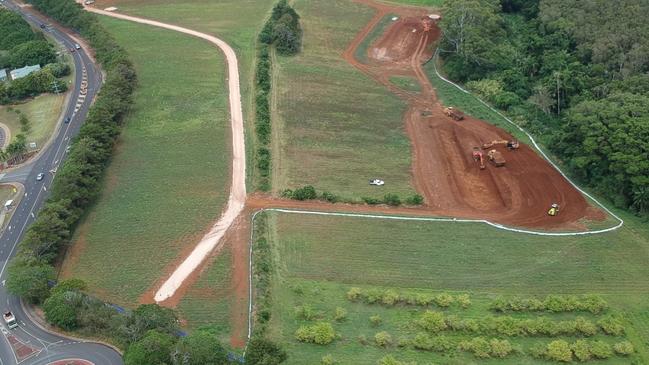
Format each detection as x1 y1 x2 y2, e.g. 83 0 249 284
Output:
3 311 17 329
548 203 560 216
487 149 505 167
443 107 464 121
482 140 519 150
472 147 485 170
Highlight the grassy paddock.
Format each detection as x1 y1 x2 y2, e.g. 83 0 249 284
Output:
62 17 230 304
0 93 66 149
178 247 233 344
274 0 415 200
264 211 649 363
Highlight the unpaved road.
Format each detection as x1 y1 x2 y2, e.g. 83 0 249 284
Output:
81 5 247 303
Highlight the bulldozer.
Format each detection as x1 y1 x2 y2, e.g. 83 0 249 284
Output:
487 149 505 167
548 203 560 216
443 107 464 121
472 147 485 170
482 140 520 150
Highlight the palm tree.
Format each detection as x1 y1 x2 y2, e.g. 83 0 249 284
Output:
632 187 649 213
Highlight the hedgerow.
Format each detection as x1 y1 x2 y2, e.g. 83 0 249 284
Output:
490 294 608 314
254 1 301 191
346 287 470 309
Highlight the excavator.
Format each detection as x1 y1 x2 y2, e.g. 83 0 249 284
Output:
443 107 464 121
482 140 520 150
472 147 485 170
487 149 506 167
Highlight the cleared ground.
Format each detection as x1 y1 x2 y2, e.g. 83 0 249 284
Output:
0 93 65 150
272 0 416 200
266 210 649 363
61 17 230 305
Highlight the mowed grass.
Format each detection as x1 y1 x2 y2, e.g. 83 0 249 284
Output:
178 247 233 344
95 0 275 185
0 93 66 149
265 211 649 363
62 17 230 305
274 0 415 199
382 0 443 6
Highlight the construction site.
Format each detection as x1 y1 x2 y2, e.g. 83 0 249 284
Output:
344 0 605 230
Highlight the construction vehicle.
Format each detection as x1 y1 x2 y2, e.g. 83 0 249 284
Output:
472 147 485 170
3 311 17 329
482 140 519 150
487 149 505 167
443 107 464 121
548 203 560 216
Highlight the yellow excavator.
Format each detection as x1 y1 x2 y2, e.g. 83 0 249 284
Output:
482 140 520 150
548 203 560 216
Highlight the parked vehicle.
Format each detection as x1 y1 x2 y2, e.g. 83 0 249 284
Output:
369 179 385 186
36 173 44 181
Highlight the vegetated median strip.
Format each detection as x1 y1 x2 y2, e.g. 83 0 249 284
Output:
80 5 247 303
430 49 624 235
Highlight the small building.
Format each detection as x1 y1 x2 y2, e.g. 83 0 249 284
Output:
10 65 41 80
0 69 7 82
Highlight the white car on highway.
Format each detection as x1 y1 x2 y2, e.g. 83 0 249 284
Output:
36 173 44 181
369 179 385 186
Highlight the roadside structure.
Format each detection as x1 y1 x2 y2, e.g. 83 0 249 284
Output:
0 69 7 82
10 65 41 80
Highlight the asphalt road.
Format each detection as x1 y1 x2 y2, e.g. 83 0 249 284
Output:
0 1 123 364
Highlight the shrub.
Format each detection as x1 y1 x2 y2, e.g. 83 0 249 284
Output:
489 339 512 358
382 290 400 306
294 305 317 321
457 294 471 308
578 294 608 314
321 354 336 365
413 333 454 353
377 355 416 365
358 335 369 346
546 340 573 362
363 197 381 205
574 317 597 336
320 191 338 203
434 293 454 307
347 287 362 301
291 185 317 200
374 331 392 347
571 339 591 362
405 194 424 205
295 322 336 345
613 341 634 355
370 315 382 327
529 343 547 359
418 311 447 333
589 340 612 359
383 193 401 206
244 337 287 365
333 307 347 322
459 337 491 358
43 291 79 330
598 316 625 336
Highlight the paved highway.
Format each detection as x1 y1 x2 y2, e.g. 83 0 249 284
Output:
0 1 122 364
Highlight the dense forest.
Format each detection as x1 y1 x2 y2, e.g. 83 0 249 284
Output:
438 0 649 213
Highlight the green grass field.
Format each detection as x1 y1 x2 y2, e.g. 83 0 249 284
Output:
99 0 275 186
61 17 231 305
382 0 443 6
273 0 416 200
262 210 649 363
0 93 65 149
178 247 233 343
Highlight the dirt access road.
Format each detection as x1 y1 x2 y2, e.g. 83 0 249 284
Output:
80 4 248 304
344 0 604 229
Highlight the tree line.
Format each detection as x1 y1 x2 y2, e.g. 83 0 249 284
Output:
254 0 303 191
438 0 649 213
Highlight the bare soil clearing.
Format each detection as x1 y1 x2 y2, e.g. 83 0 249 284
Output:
344 0 604 229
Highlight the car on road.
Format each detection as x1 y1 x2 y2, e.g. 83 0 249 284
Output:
64 116 71 124
36 173 45 181
369 179 385 186
3 311 18 329
74 43 81 50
